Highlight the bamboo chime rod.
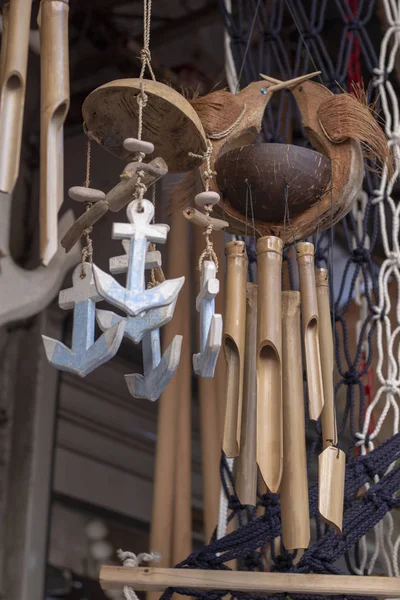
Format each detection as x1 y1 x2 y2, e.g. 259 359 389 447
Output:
100 567 400 596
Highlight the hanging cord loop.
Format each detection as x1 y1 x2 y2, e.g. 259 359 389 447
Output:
80 139 93 278
189 140 219 272
117 550 160 600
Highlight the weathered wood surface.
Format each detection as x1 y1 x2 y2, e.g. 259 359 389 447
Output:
216 144 331 222
82 78 207 172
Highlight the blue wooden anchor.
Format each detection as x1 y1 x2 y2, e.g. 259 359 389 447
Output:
193 260 223 378
42 263 125 377
93 199 184 316
96 240 178 344
125 328 182 401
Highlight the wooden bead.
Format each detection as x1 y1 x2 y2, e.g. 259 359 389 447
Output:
123 138 155 155
195 191 220 207
68 186 105 203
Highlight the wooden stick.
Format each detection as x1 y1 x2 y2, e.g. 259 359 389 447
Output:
296 243 324 421
171 210 192 565
0 0 33 193
280 291 310 551
100 567 400 596
39 0 70 265
316 268 338 448
236 283 258 506
194 227 220 541
183 207 229 231
61 157 168 253
256 236 283 493
222 241 247 458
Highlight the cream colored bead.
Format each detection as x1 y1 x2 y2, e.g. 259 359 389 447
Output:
195 191 220 207
68 186 105 202
123 138 155 155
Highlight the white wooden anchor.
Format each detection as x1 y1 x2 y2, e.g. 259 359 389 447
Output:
96 240 178 344
0 192 81 327
93 199 184 316
42 263 125 377
193 260 222 378
125 328 182 401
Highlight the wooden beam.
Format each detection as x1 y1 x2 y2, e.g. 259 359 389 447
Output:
100 567 400 597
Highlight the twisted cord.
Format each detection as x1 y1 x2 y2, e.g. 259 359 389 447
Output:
117 550 160 600
81 139 93 278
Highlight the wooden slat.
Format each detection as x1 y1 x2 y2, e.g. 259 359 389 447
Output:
100 567 400 596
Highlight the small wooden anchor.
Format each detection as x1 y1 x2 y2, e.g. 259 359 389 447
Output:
96 240 178 344
125 328 182 401
93 199 184 316
42 263 125 377
193 260 222 378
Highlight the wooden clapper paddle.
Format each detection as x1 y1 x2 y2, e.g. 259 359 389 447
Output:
222 240 248 458
256 236 283 493
316 267 345 533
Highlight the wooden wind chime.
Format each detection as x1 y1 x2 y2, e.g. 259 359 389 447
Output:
14 0 391 593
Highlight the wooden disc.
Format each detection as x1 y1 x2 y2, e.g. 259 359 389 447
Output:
82 78 208 173
216 144 331 223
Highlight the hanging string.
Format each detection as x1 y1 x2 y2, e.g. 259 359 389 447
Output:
139 0 156 81
80 139 93 278
235 0 262 93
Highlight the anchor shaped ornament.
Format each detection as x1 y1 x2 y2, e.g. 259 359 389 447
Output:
193 259 222 378
96 240 178 344
96 238 183 401
93 199 184 316
42 262 125 377
93 198 184 400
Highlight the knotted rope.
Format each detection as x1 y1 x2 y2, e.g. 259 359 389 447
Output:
117 550 160 600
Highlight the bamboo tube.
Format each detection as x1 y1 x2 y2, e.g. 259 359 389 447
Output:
316 268 338 448
172 215 192 565
256 236 283 493
236 283 258 506
296 243 324 421
222 241 247 458
0 4 10 88
38 0 70 265
318 445 345 533
0 0 32 193
194 227 220 542
280 291 310 551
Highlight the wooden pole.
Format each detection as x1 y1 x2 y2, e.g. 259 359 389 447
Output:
38 0 70 265
100 567 400 597
172 213 192 565
194 227 220 541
